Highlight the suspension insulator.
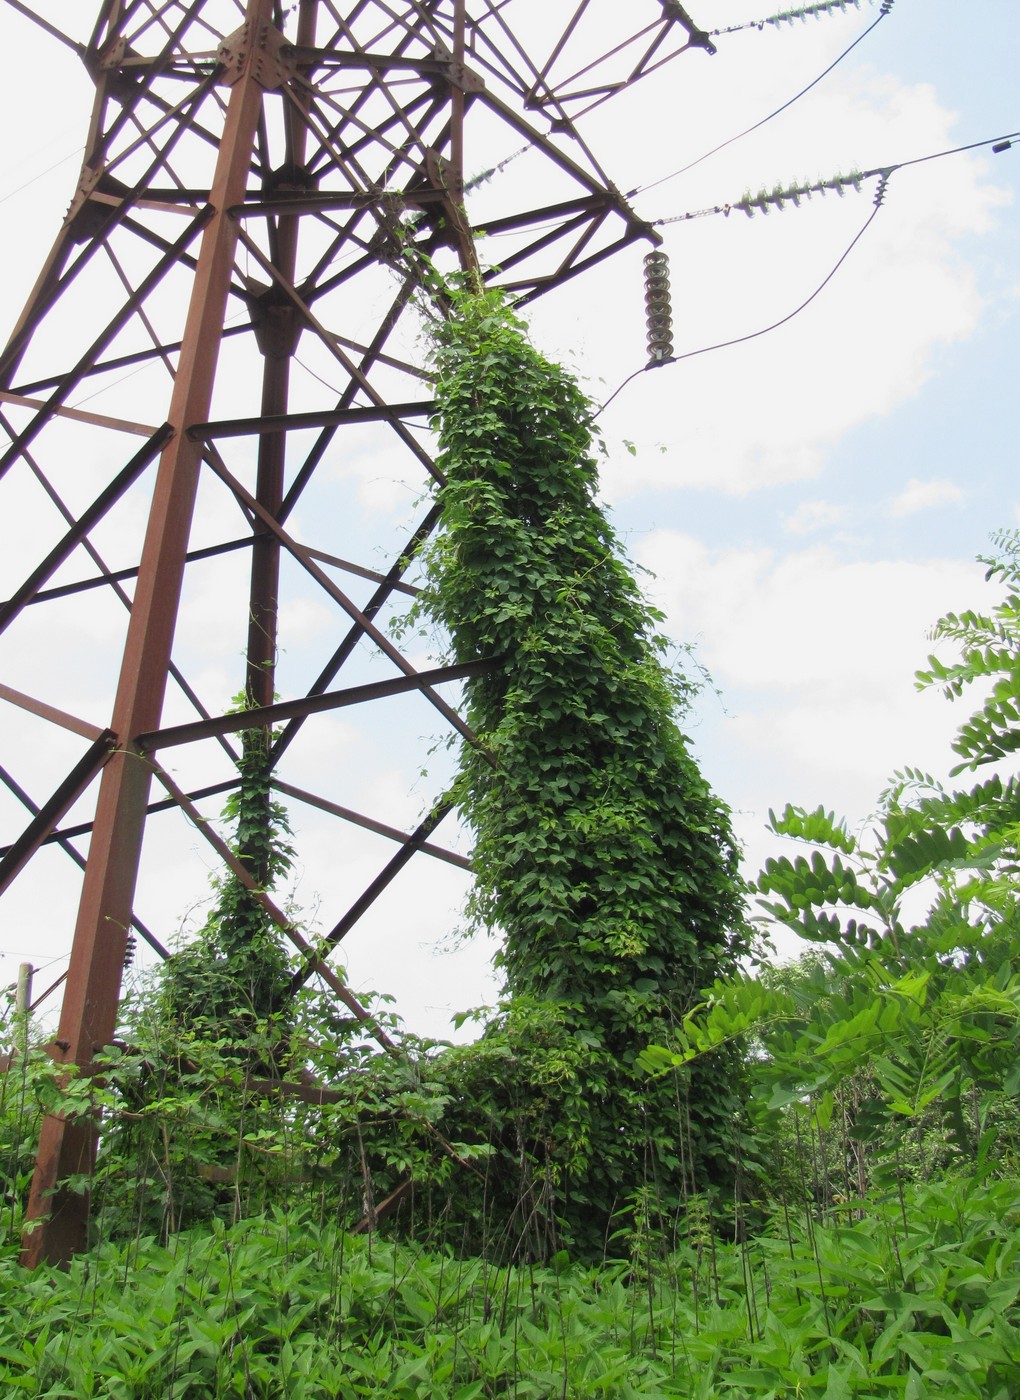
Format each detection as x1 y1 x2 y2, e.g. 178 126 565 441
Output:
643 249 674 363
123 934 137 969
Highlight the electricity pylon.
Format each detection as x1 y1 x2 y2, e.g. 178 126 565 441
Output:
0 0 705 1265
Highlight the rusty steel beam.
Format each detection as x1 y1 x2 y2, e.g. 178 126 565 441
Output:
230 228 447 481
199 450 491 757
0 50 222 388
145 759 396 1050
271 777 472 869
0 761 168 960
0 391 158 437
278 277 425 518
0 425 173 636
0 778 237 856
242 0 317 795
10 324 248 398
0 732 116 896
1 422 241 777
512 227 656 306
296 545 420 597
25 537 253 605
23 531 418 607
188 398 435 440
136 657 496 750
289 796 457 991
0 685 105 742
0 209 213 482
21 2 275 1267
4 1 84 54
270 499 444 762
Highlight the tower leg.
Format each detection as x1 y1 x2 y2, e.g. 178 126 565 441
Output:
21 0 272 1268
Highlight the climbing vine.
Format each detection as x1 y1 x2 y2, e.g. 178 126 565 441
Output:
398 287 752 1253
422 288 748 1006
159 723 293 1031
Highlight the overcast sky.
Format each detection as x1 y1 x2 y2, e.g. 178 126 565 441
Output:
0 0 1018 1035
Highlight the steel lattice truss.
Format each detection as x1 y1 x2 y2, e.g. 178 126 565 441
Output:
0 0 711 1262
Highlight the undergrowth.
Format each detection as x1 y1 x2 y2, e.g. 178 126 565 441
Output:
1 1178 1018 1397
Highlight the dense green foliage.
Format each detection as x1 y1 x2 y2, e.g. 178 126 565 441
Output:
420 291 747 999
3 538 1020 1390
1 1173 1018 1396
391 288 751 1252
161 726 294 1029
81 289 751 1261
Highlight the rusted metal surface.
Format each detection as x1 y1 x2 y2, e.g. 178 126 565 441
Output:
0 732 115 897
136 658 498 751
271 777 471 870
0 764 168 960
20 0 275 1267
0 0 713 1265
0 685 105 742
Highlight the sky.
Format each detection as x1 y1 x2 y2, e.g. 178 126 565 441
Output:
0 0 1018 1038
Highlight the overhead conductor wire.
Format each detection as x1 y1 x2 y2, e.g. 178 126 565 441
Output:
598 130 1019 418
629 0 897 199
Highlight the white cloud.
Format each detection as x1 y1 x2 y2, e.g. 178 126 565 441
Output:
636 531 986 825
783 499 847 534
888 477 964 516
632 527 1009 958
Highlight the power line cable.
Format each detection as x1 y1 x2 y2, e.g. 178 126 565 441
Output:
597 128 1018 416
0 949 70 972
652 131 1020 226
0 146 84 206
628 1 895 199
866 130 1019 177
597 171 891 417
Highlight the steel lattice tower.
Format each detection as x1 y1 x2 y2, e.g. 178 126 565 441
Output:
0 0 713 1265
